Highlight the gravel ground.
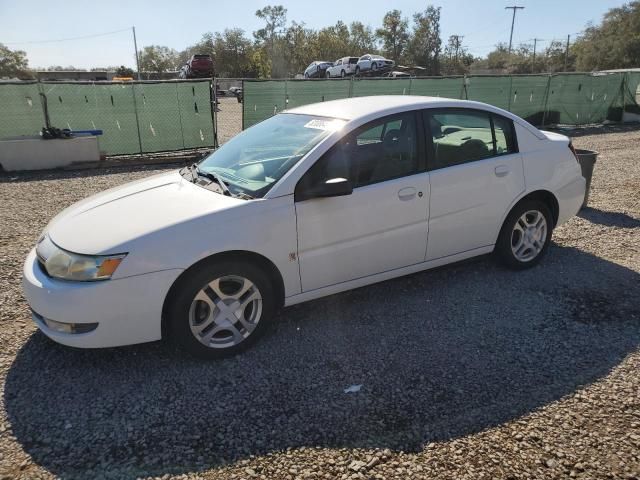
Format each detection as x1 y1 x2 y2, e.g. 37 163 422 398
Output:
0 125 638 480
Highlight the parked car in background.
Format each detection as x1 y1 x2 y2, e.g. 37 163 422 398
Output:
382 71 411 78
23 96 586 358
185 54 214 78
325 57 359 78
304 61 333 78
355 54 394 75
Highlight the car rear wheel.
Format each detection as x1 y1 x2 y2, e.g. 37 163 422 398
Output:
325 70 331 78
372 63 378 71
166 259 276 358
495 200 553 270
304 73 309 79
341 70 346 77
355 66 360 76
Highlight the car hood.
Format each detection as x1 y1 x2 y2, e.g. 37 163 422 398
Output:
46 170 245 255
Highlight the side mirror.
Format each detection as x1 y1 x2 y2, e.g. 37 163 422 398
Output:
296 177 353 202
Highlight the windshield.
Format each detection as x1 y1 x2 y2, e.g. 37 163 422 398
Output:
198 114 345 198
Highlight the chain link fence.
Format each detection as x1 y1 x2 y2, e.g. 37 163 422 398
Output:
0 79 216 156
242 71 640 129
1 72 639 161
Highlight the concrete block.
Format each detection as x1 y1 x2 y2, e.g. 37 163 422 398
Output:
0 136 100 171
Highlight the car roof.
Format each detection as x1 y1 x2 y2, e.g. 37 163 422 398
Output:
284 95 545 139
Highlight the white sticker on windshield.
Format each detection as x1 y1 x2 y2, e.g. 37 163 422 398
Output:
304 119 346 131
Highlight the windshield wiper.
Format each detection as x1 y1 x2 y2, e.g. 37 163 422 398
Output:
191 164 231 196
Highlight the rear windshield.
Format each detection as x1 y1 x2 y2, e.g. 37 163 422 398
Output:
194 55 211 59
349 57 358 64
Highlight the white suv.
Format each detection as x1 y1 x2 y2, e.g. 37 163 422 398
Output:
325 57 359 78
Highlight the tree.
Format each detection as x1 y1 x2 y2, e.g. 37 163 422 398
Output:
0 43 30 78
349 22 377 54
572 1 640 70
115 66 135 77
254 5 288 77
441 35 475 74
376 10 409 63
486 43 510 71
315 21 351 61
47 65 83 71
406 6 442 74
138 45 180 75
285 21 318 74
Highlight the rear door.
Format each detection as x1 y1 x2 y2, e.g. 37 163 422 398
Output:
423 108 525 260
295 111 430 292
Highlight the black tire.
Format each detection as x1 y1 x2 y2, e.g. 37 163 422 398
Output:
341 70 346 77
495 200 553 270
355 66 360 76
165 258 276 359
304 73 309 79
325 70 331 78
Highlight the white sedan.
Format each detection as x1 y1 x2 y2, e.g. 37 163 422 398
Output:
23 96 586 358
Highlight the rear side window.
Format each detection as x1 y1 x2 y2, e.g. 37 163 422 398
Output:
349 57 358 64
493 114 517 155
424 109 518 170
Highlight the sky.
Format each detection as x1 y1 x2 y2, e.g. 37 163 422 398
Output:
0 0 629 70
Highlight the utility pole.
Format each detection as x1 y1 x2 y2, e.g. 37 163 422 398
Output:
564 34 571 72
505 6 525 55
132 26 141 80
532 38 543 71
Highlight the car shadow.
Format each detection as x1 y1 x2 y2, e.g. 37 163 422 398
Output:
5 245 640 479
578 207 640 228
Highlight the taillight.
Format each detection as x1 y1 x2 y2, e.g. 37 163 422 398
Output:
568 142 579 163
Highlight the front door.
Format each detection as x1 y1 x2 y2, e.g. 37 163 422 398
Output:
294 111 430 292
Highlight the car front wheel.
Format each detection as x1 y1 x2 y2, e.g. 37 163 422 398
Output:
495 200 553 269
166 259 276 358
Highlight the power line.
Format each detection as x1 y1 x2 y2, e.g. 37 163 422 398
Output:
4 28 131 45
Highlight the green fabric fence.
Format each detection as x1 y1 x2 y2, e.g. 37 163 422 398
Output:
0 80 215 155
243 72 640 129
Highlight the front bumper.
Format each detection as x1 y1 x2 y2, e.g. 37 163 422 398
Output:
22 249 183 348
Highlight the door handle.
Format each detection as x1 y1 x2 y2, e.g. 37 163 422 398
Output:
495 165 510 177
398 187 417 201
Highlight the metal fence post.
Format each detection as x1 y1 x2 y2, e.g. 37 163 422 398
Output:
541 74 552 127
507 75 514 112
621 72 628 124
175 81 186 150
210 78 219 148
37 80 51 129
284 79 288 111
131 82 144 154
241 79 245 132
408 77 412 96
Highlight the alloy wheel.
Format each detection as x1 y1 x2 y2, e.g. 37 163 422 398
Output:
511 210 548 262
189 275 263 349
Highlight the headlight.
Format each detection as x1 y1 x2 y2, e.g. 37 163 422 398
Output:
36 235 126 281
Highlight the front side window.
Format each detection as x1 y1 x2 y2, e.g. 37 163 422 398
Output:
425 109 516 170
297 112 420 195
198 114 343 198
